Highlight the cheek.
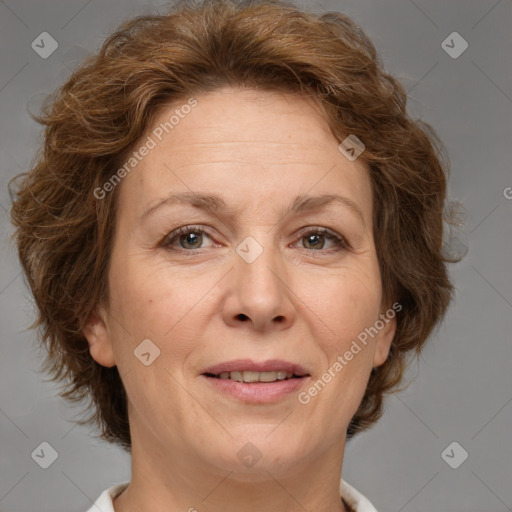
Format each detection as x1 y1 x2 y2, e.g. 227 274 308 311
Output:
299 271 381 425
107 252 211 367
314 266 382 407
295 261 382 350
108 250 183 328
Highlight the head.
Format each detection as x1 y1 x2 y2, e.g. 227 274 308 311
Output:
10 0 454 463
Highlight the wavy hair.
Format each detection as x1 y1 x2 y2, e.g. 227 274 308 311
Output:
9 0 456 449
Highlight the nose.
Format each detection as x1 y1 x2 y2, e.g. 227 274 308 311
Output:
221 238 297 333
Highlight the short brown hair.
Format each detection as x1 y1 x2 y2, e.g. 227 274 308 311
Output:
9 0 455 450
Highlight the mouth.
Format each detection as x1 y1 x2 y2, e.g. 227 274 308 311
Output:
201 359 310 382
200 359 311 403
203 370 307 383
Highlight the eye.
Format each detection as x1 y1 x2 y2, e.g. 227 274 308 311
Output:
161 225 215 251
160 225 350 254
294 227 349 252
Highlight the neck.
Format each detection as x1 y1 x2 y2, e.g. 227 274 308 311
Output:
114 420 349 512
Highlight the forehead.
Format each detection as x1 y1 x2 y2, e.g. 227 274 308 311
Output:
151 88 336 159
117 87 372 224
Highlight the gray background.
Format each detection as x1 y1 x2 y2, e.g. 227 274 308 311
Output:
1 1 511 511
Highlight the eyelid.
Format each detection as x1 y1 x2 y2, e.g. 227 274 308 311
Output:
160 224 351 253
160 224 215 249
293 225 351 251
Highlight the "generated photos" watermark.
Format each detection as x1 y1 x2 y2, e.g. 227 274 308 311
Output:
298 302 402 405
94 97 198 200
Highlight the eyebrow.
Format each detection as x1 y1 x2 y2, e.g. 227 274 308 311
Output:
140 191 365 225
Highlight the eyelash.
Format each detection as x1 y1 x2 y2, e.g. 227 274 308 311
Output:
160 224 350 254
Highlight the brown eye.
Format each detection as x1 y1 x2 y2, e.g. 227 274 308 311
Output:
178 231 203 249
295 227 349 252
302 233 327 250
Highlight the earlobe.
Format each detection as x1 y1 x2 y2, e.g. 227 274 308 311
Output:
372 314 397 368
82 305 116 368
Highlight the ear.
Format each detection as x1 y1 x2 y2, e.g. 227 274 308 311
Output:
372 310 397 368
82 305 116 368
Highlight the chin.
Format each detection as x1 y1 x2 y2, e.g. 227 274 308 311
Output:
206 433 311 479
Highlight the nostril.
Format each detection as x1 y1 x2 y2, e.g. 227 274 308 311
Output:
236 313 249 321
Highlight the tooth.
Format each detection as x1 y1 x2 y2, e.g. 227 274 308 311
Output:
230 371 244 382
242 371 260 383
219 370 295 382
259 371 278 382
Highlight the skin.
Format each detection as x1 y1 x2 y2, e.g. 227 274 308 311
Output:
83 86 396 512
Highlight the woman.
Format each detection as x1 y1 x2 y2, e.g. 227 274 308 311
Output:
9 0 455 510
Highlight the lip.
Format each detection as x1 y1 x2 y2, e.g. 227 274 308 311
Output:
200 359 311 404
201 359 310 376
200 374 311 403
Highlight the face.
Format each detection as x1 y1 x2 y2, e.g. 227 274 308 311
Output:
84 86 395 479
